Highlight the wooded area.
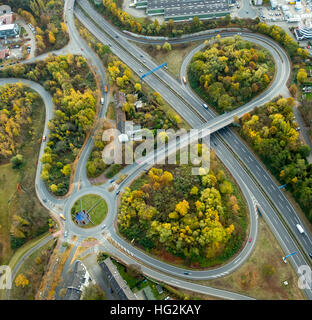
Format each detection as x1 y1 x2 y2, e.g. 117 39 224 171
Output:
0 55 97 195
239 97 312 223
188 36 274 112
118 153 248 267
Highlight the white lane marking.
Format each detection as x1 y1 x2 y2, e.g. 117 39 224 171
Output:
256 165 261 171
264 175 268 181
272 216 278 224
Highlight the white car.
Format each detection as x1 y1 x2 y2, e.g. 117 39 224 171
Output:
64 231 68 237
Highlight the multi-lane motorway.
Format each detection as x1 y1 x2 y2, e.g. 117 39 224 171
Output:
74 0 312 281
4 0 312 300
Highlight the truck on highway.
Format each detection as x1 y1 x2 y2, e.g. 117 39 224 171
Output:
296 224 304 234
60 214 66 221
104 85 108 93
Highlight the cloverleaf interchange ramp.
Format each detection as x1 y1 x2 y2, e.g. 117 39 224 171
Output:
74 0 312 296
75 0 312 274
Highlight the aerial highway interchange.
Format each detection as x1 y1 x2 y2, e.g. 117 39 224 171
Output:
2 0 312 300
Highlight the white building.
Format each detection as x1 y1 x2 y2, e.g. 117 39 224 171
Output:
0 23 19 39
270 0 278 9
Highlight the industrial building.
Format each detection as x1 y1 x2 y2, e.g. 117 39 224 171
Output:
135 0 230 22
0 23 19 39
294 14 312 39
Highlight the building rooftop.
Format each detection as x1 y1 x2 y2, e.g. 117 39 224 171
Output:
99 258 137 300
0 23 16 31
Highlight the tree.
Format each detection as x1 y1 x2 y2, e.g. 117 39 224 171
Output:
297 68 307 83
15 274 29 288
190 186 199 195
175 200 190 216
11 154 24 169
134 82 141 92
61 164 71 176
162 42 172 52
289 83 297 97
50 184 58 193
192 16 201 31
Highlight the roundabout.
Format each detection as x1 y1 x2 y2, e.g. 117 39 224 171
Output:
63 186 114 237
70 194 107 228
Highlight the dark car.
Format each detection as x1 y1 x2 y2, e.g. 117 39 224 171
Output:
183 272 190 275
116 190 120 195
309 252 312 259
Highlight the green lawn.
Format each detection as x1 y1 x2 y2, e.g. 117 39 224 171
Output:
71 194 107 228
0 163 20 265
135 41 203 79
